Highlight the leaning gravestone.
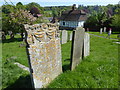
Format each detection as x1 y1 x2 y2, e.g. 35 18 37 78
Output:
83 33 90 57
24 23 62 88
61 30 68 44
69 32 73 41
70 27 85 70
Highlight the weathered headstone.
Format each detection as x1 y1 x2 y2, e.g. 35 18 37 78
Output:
103 27 106 33
70 27 85 70
69 32 73 41
100 28 102 34
83 33 90 57
24 23 62 88
61 30 68 44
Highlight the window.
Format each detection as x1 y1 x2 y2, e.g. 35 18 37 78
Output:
63 22 65 25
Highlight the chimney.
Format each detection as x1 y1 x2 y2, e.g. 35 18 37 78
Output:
72 4 76 10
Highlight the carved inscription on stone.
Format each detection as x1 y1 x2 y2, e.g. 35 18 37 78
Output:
24 23 62 88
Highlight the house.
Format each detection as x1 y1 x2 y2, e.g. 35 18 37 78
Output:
59 4 87 30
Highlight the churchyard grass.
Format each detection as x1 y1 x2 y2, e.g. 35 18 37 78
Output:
88 31 119 39
2 34 118 88
2 35 31 89
48 35 118 88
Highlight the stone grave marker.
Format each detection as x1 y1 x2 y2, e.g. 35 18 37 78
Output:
24 23 62 88
83 33 90 57
100 28 102 34
69 32 73 41
104 27 106 33
61 30 68 44
70 27 85 70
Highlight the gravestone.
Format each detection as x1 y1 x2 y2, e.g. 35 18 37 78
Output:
100 28 102 34
24 23 62 88
103 27 106 33
70 27 85 70
83 33 90 57
61 30 68 44
69 32 73 41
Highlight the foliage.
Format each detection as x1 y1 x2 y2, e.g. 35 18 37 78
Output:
25 2 44 14
2 4 15 15
111 14 120 28
10 9 37 25
111 7 120 28
30 7 40 17
16 2 25 10
85 11 108 28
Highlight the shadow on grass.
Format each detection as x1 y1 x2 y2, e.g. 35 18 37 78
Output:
2 38 23 43
112 32 120 34
62 59 71 72
5 75 34 89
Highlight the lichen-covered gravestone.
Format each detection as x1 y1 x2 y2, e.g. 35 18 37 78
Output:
70 27 85 70
24 23 62 88
83 33 90 57
61 30 68 44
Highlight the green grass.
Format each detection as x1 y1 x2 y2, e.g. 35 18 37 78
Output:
2 35 31 89
47 35 118 88
2 34 119 89
88 31 119 39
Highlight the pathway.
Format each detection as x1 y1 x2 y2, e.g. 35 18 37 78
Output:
89 34 119 40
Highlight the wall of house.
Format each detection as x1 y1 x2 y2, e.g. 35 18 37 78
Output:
60 21 84 28
78 21 85 27
60 21 78 28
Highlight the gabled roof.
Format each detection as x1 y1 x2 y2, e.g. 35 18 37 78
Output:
60 10 87 21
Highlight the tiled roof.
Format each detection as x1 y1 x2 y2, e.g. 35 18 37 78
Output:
60 10 87 21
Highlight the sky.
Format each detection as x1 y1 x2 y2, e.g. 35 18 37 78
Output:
0 0 120 6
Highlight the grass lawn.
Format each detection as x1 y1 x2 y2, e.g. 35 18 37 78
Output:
88 31 119 39
48 35 118 88
2 34 119 89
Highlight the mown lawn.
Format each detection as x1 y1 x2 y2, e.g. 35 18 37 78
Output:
48 35 118 88
88 31 119 39
2 34 119 89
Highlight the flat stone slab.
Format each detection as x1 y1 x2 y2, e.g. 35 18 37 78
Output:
113 42 120 44
14 62 30 72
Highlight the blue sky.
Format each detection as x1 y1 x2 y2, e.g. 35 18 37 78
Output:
1 0 120 6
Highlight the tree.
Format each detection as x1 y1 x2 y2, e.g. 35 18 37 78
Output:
52 7 58 17
30 7 40 17
9 9 37 39
85 11 108 29
25 2 44 14
16 2 25 9
111 14 120 28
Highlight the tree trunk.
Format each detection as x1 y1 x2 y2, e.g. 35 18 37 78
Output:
21 32 24 40
2 32 6 40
